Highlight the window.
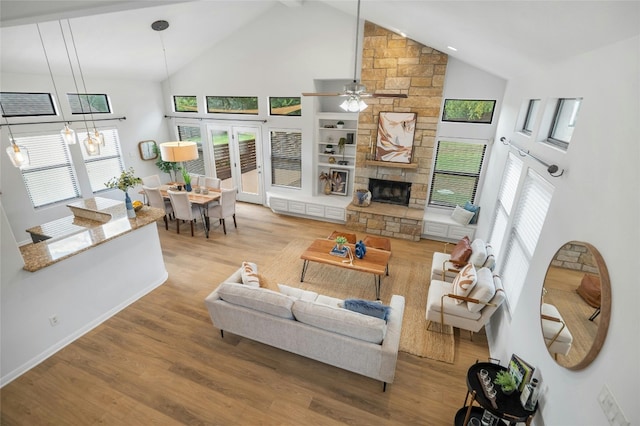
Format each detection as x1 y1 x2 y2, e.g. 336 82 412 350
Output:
177 125 204 175
82 128 125 193
546 98 582 150
67 93 111 114
0 92 56 117
521 99 540 135
15 132 80 208
491 161 554 310
269 97 301 116
442 99 496 124
488 153 523 257
174 96 198 113
270 130 301 188
429 140 486 207
206 96 258 114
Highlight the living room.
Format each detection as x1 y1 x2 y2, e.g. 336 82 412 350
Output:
1 1 638 425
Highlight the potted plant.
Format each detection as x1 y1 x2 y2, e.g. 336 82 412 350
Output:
338 137 348 165
105 167 142 218
153 143 181 182
494 371 517 395
182 168 192 192
319 171 332 195
335 235 348 251
336 120 345 129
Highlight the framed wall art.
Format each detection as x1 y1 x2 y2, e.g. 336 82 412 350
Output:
375 112 417 163
329 168 348 196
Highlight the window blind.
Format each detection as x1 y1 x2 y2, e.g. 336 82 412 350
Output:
178 125 205 175
82 128 125 192
488 153 523 256
270 130 301 188
17 133 80 207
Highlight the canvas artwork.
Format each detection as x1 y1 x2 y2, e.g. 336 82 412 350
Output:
329 169 348 196
375 112 417 163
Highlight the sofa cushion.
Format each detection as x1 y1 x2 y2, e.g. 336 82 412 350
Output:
277 284 318 302
241 261 260 287
449 236 472 266
452 263 477 304
426 280 482 320
292 300 386 344
217 282 295 319
469 239 488 267
467 268 496 313
342 299 391 321
315 294 344 307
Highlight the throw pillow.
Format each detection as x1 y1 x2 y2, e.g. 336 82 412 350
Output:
468 239 488 267
466 267 496 313
452 263 478 304
342 298 391 321
257 273 279 292
449 236 473 266
464 201 481 224
277 284 318 302
451 205 475 225
240 261 260 287
576 273 601 308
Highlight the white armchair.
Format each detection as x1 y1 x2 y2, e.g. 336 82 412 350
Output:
426 268 505 336
541 303 573 359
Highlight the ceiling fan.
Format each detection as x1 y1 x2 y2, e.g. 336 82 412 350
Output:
302 0 408 111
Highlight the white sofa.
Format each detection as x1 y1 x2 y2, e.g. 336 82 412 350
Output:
204 267 406 390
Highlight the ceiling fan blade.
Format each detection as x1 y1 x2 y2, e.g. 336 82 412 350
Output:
371 93 409 98
302 92 343 97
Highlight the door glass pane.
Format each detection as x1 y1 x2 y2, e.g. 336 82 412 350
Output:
238 130 258 194
211 129 231 184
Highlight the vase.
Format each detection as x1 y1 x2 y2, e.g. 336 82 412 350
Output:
353 189 371 207
125 191 136 218
501 387 515 396
324 181 332 195
185 183 192 192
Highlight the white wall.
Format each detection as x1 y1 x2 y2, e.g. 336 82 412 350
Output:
481 35 639 425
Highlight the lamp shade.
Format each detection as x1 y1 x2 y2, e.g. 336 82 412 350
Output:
160 141 199 162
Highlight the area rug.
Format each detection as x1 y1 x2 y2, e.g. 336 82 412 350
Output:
259 239 455 363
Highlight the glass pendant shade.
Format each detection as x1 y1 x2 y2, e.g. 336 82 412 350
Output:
83 132 101 156
61 124 77 144
6 141 30 168
93 128 105 146
340 96 368 112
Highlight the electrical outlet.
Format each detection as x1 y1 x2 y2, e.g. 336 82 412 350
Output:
598 385 630 426
49 315 59 327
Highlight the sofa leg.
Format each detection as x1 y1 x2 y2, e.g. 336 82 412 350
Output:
220 330 224 338
383 382 387 392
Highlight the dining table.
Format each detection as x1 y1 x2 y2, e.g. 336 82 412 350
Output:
157 184 222 238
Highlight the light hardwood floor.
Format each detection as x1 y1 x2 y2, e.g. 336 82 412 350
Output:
1 203 489 425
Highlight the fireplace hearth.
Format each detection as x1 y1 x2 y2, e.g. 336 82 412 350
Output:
368 178 411 206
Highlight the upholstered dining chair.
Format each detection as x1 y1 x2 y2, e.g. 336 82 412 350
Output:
208 187 237 234
189 173 203 187
203 176 221 189
142 185 173 230
167 190 200 236
327 230 357 244
142 174 162 187
363 235 391 275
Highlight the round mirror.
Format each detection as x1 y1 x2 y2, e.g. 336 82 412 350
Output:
540 241 611 370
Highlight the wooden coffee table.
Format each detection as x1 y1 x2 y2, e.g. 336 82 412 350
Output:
300 238 391 300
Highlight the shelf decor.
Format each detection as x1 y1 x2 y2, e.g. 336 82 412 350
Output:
376 112 417 163
329 169 348 196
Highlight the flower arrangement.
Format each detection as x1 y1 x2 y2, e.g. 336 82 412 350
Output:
105 167 142 192
182 168 192 185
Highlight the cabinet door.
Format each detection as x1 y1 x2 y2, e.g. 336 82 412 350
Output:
423 221 449 237
288 201 306 214
305 204 325 217
325 206 346 221
269 197 288 212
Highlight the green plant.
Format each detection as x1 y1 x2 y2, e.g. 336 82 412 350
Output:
182 167 191 185
335 236 348 246
153 143 181 182
494 371 517 392
104 167 142 192
338 137 347 153
337 120 344 125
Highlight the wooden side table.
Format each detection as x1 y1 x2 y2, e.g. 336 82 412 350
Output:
456 362 537 426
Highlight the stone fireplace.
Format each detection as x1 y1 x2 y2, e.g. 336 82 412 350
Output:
369 178 411 206
345 22 448 241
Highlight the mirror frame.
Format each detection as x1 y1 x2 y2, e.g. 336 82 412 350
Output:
138 140 158 161
541 241 611 370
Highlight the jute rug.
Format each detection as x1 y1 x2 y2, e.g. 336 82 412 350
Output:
259 239 455 363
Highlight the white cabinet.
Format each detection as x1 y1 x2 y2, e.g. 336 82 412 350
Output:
267 192 348 224
315 112 358 197
422 211 476 242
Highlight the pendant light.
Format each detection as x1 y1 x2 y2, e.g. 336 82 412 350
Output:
1 104 30 169
37 23 77 145
62 19 102 155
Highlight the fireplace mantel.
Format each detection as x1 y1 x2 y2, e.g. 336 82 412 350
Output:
364 160 418 169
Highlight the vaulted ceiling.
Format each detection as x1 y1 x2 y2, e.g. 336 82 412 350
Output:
1 0 638 82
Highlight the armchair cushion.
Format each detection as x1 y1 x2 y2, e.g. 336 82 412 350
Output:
426 281 483 321
449 236 472 266
452 263 477 304
466 267 496 313
469 239 488 267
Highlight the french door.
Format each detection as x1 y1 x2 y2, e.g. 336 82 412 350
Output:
207 124 263 204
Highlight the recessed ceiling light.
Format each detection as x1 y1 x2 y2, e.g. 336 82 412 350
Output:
447 46 458 52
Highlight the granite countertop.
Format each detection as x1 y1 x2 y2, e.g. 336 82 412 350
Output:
20 205 165 272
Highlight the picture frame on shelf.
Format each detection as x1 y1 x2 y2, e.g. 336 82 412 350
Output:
375 112 417 163
329 168 348 196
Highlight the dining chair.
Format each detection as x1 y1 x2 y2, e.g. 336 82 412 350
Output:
327 230 357 244
203 176 221 189
208 187 237 234
189 173 203 187
142 174 162 187
142 185 174 230
167 190 200 236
